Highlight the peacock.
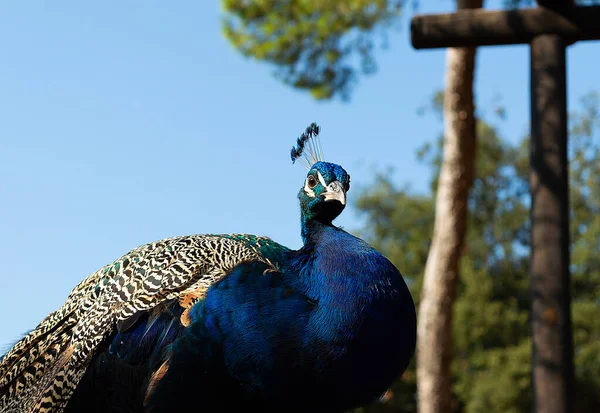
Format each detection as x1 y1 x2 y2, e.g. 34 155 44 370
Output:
0 123 416 413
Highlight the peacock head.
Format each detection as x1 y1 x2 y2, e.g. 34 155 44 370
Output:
290 123 350 224
298 161 350 223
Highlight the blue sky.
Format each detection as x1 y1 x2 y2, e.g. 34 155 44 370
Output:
0 1 598 351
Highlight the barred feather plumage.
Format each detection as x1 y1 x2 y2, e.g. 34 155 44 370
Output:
0 234 282 413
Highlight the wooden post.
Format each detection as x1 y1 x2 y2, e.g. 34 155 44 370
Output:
530 34 573 413
409 4 600 413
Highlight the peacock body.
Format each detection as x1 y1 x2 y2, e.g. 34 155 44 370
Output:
0 124 416 413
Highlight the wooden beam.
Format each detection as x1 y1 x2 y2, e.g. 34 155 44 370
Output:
530 34 574 413
536 0 574 11
411 6 600 49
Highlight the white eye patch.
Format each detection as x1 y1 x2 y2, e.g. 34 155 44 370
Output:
303 171 327 198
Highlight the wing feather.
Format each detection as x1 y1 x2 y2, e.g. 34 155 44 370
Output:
0 234 281 413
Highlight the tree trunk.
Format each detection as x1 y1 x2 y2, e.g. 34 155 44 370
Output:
416 0 482 412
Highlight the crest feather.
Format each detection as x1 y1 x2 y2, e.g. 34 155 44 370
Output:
290 123 324 169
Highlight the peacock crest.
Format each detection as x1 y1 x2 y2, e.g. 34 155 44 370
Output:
290 122 324 169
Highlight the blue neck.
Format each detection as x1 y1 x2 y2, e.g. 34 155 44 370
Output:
300 216 332 245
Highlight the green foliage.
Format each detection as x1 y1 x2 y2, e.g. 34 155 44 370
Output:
221 0 401 100
222 0 600 101
352 91 600 413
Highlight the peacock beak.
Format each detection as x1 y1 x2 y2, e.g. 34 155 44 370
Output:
322 181 346 205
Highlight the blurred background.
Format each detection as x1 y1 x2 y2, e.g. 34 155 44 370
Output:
1 1 598 412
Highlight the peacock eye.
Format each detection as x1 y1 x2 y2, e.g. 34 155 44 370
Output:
307 175 318 189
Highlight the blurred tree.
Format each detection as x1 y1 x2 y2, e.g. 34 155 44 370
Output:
221 0 543 101
222 0 402 100
415 0 481 410
351 91 600 413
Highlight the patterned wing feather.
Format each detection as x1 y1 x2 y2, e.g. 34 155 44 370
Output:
0 234 283 413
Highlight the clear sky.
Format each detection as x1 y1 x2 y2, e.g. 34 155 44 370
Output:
1 1 598 351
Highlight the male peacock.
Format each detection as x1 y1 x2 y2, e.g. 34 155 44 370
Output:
0 123 416 413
